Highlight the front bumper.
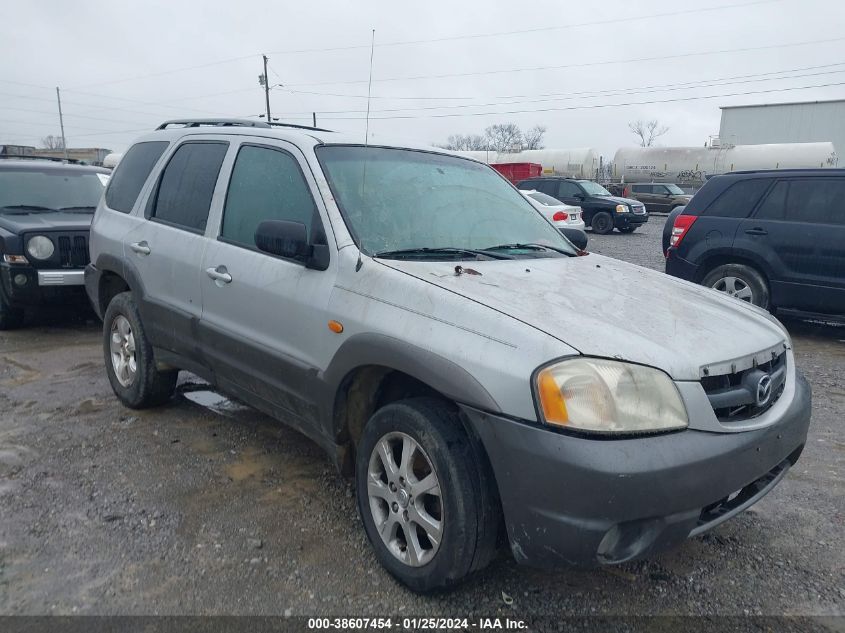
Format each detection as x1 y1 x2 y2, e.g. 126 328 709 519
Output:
615 212 649 229
461 371 811 567
1 263 88 308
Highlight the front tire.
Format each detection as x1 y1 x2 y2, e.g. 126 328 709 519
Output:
0 290 24 330
103 291 177 408
355 397 499 592
701 264 770 310
591 212 614 234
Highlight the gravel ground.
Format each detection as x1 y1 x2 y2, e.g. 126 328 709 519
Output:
1 218 843 626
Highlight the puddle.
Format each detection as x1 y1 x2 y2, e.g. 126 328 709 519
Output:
182 389 251 418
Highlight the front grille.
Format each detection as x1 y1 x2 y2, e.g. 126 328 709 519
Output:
632 205 646 215
57 234 89 268
701 350 786 421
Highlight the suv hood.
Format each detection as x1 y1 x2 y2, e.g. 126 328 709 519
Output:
0 211 94 233
380 254 786 381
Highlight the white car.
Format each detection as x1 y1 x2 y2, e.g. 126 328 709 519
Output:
520 189 585 231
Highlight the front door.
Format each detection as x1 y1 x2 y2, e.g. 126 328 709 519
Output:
199 140 337 426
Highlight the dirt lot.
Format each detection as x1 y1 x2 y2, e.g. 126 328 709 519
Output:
1 219 843 623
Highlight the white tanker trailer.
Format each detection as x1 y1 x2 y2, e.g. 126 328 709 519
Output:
452 148 598 179
612 142 838 188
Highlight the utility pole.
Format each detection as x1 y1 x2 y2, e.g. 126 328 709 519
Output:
312 112 316 128
55 87 69 161
262 55 271 123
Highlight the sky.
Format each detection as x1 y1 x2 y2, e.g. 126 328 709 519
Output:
1 0 844 159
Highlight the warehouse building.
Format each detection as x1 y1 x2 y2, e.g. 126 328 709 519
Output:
719 98 844 160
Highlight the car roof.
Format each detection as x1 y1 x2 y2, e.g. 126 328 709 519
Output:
130 120 461 157
0 159 110 174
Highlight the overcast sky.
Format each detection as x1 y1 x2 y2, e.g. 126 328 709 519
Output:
1 0 843 158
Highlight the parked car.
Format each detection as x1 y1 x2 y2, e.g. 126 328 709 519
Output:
516 177 648 234
86 119 810 592
521 189 586 231
628 183 692 213
0 157 109 329
665 169 845 317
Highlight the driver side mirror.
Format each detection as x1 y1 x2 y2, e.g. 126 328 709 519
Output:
254 220 329 270
560 227 588 252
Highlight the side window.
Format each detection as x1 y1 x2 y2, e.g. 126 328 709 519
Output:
538 181 557 196
104 141 168 213
221 145 318 249
631 184 647 194
656 185 669 194
784 179 845 224
702 179 770 218
152 142 228 232
517 179 536 190
755 181 788 220
557 181 581 198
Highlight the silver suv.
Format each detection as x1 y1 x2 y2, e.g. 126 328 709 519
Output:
85 119 811 592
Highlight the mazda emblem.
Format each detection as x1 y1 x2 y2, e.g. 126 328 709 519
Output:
756 374 773 407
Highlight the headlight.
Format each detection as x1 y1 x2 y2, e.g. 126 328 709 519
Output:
536 358 688 434
26 235 54 260
615 204 630 213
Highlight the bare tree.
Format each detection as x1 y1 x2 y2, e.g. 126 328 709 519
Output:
522 125 546 150
484 123 523 153
628 119 669 147
437 133 488 151
41 135 65 150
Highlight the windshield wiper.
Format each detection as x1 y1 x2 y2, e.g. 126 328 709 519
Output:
374 247 514 260
482 243 575 256
0 204 57 214
58 205 96 213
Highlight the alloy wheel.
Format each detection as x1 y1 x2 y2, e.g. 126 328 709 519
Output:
110 315 137 387
367 432 443 567
711 276 754 302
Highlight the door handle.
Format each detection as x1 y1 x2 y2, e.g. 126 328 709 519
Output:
130 241 151 255
745 228 768 236
205 266 232 285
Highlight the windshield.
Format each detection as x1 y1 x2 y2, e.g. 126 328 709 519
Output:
665 184 685 195
578 181 612 196
526 191 564 206
0 169 106 212
316 146 576 258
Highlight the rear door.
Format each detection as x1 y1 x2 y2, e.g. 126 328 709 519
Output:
199 139 337 427
740 177 845 314
123 139 229 359
631 184 657 210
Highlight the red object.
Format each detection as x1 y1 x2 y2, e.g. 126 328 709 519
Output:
491 162 543 184
552 211 569 221
670 214 698 249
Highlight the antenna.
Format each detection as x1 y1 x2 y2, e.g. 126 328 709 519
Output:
364 29 375 144
357 28 376 273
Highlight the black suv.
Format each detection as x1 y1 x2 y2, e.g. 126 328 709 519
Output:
0 158 108 328
516 177 648 234
665 169 845 318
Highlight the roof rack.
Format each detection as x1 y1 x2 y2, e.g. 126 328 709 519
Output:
0 154 83 164
155 119 333 133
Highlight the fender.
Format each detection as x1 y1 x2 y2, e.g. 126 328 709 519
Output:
319 332 502 436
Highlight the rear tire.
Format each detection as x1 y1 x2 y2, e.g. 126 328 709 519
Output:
355 397 499 592
0 290 24 330
103 291 177 408
591 212 614 235
701 264 770 310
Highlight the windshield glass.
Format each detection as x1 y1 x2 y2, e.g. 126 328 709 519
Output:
578 181 612 196
0 168 106 212
316 146 576 257
665 184 685 195
527 191 563 206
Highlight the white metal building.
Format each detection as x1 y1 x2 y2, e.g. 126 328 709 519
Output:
719 99 845 158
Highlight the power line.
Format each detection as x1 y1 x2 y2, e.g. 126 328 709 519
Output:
286 36 845 87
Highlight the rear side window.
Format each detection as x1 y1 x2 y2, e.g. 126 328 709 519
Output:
517 179 538 190
104 141 168 213
785 179 845 224
557 181 582 198
702 179 770 218
221 145 317 248
152 142 228 232
755 181 788 220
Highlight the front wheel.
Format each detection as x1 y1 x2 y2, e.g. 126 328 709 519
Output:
701 264 770 310
591 212 614 235
355 397 499 592
103 291 178 408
